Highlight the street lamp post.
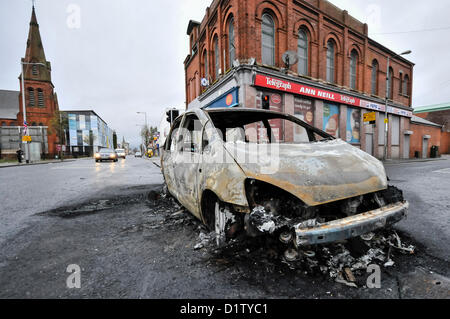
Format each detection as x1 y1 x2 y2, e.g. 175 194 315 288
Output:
20 61 46 164
383 50 411 161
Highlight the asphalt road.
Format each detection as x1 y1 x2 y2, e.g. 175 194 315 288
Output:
0 156 448 299
0 157 163 247
385 159 450 262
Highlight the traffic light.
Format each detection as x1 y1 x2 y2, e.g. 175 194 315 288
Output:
262 95 270 110
166 109 180 124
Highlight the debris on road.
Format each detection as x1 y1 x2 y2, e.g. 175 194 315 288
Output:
149 187 417 289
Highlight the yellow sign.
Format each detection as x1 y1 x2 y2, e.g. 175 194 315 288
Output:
384 118 389 124
363 112 376 123
22 135 32 142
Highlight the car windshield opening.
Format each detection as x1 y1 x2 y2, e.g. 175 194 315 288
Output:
207 110 332 144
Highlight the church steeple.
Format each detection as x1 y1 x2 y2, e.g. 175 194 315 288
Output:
22 5 52 83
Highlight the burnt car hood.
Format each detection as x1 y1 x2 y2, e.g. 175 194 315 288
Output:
224 139 388 207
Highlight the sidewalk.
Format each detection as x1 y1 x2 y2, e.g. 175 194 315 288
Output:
143 155 162 168
383 154 449 165
0 157 88 168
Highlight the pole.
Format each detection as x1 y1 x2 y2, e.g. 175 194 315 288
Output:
59 112 64 161
21 62 31 164
383 57 390 161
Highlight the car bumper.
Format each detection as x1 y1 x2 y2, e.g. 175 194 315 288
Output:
294 201 409 246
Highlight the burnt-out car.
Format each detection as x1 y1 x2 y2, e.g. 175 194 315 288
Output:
161 108 408 255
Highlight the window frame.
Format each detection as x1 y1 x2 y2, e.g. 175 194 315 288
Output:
213 36 220 80
326 40 336 83
28 87 35 107
297 28 308 76
37 88 45 108
261 13 275 66
387 68 394 100
371 60 379 95
349 50 358 90
228 17 235 70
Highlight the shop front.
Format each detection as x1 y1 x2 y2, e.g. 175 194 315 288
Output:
252 73 413 159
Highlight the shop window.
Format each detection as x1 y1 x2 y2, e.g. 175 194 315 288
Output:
346 107 361 144
294 97 314 142
261 13 275 66
326 40 336 83
297 29 308 76
323 103 339 138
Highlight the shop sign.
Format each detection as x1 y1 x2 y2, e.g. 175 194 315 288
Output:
254 74 413 118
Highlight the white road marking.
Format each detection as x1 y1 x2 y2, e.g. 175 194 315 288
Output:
433 168 450 174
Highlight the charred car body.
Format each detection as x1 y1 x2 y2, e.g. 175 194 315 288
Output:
161 108 408 256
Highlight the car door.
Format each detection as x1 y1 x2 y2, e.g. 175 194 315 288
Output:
172 114 203 218
162 117 183 199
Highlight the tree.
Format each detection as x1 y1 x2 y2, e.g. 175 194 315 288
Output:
140 125 158 150
49 110 68 159
48 110 68 144
113 131 118 149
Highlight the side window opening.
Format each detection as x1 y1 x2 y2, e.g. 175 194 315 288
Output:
166 118 182 151
181 115 202 153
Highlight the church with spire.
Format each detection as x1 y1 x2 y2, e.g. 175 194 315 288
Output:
0 5 60 158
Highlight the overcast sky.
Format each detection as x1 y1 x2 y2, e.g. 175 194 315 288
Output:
1 0 449 148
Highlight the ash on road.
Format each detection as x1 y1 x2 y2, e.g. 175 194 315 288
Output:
0 157 448 298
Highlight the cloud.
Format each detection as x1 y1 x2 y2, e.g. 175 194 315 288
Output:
1 0 449 147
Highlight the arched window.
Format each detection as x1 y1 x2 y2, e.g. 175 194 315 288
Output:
326 40 336 83
213 36 220 80
31 122 37 126
403 75 410 96
297 29 308 76
228 18 235 69
202 50 208 80
28 87 35 107
38 123 44 126
399 73 403 94
38 89 44 107
261 13 275 66
371 60 379 95
350 50 358 89
387 67 394 100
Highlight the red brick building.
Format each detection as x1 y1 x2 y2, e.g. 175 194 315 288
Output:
413 103 450 155
184 0 415 159
409 116 442 158
0 6 59 157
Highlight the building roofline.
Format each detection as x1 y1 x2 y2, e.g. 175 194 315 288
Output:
60 109 109 125
187 20 201 35
411 115 443 128
413 103 450 114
